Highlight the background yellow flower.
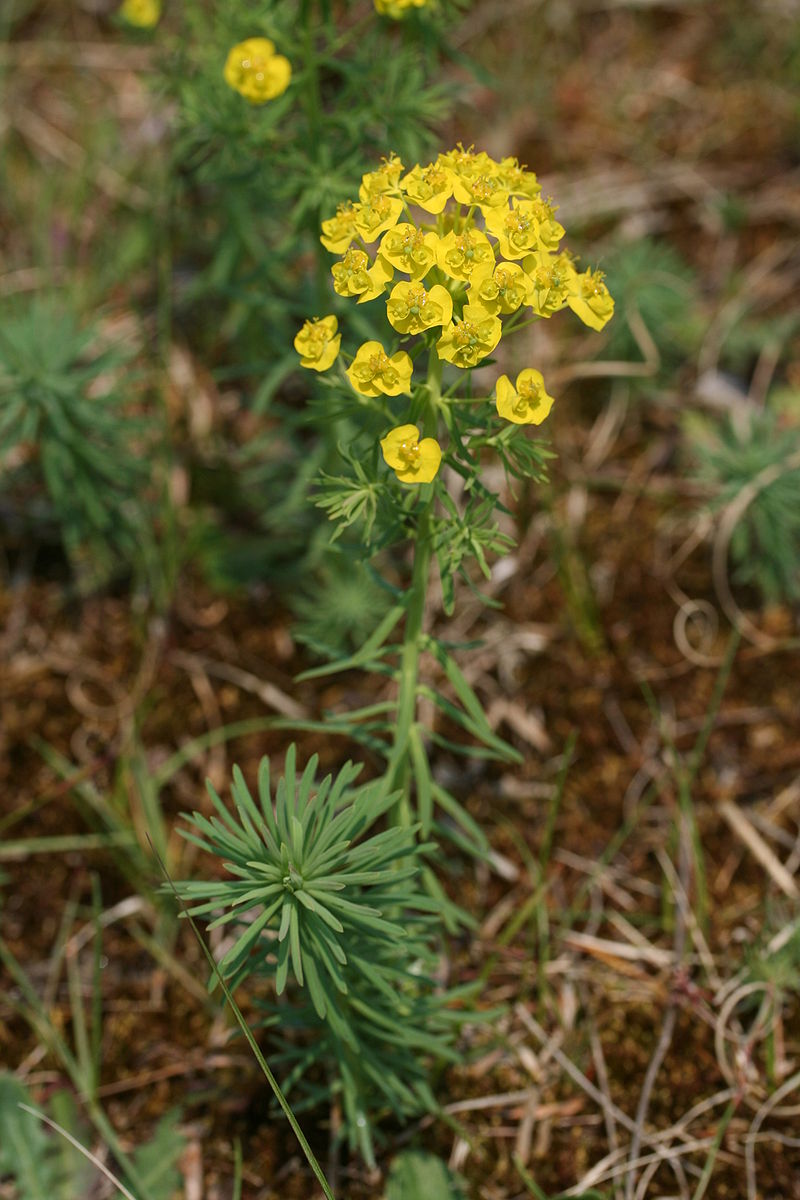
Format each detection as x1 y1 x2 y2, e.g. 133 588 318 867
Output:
224 38 291 104
119 0 160 28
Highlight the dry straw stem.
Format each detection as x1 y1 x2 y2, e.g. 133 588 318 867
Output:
719 800 800 899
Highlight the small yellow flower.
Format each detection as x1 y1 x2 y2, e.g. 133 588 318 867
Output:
497 156 541 200
359 154 405 202
374 0 428 17
436 228 495 283
452 171 509 212
332 248 393 303
119 0 160 27
353 194 404 243
567 268 615 331
386 281 453 335
522 250 576 318
293 316 341 372
495 369 555 425
379 224 439 280
485 197 564 259
436 145 494 183
469 261 533 315
401 163 454 214
347 341 413 397
380 424 442 484
436 304 502 369
320 203 360 254
224 38 291 105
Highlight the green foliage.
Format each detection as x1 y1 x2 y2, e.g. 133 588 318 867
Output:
385 1149 467 1200
130 1108 186 1200
0 1076 91 1200
173 747 470 1164
600 238 698 370
0 300 158 589
291 554 394 658
685 400 800 602
165 0 462 358
0 1074 185 1200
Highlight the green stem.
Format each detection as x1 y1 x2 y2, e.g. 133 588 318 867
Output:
385 349 441 824
387 499 433 824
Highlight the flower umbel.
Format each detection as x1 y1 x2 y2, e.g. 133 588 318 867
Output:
294 316 341 372
224 38 291 104
374 0 429 17
307 144 614 476
567 268 615 331
347 342 413 397
495 370 555 425
119 0 160 27
381 425 442 483
386 281 453 335
437 304 502 369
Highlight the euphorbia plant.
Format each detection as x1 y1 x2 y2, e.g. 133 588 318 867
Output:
174 143 613 1163
297 143 614 837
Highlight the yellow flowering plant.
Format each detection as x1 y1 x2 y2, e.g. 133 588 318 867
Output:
223 37 292 104
118 0 161 28
296 143 614 839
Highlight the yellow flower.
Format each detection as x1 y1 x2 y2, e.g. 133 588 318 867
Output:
497 156 541 200
119 0 160 27
224 38 291 105
386 281 453 335
320 203 360 254
379 224 439 280
451 171 509 212
380 424 442 483
374 0 428 17
436 304 502 369
293 316 341 372
567 268 615 331
495 370 555 425
332 248 393 303
468 261 533 315
436 228 495 283
485 197 564 259
400 163 454 214
522 250 576 318
353 194 404 243
436 145 494 183
359 154 405 202
347 342 413 397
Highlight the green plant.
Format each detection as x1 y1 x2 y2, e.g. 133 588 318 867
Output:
385 1149 467 1200
165 0 462 359
0 1073 186 1200
173 142 614 1168
0 1075 92 1200
600 237 698 371
0 299 160 590
173 747 471 1164
685 398 800 602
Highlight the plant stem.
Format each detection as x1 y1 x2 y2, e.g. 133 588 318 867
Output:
385 349 441 823
387 497 433 824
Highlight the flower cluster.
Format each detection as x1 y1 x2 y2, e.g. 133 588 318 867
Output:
374 0 429 16
224 38 292 104
296 146 614 484
119 0 161 28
